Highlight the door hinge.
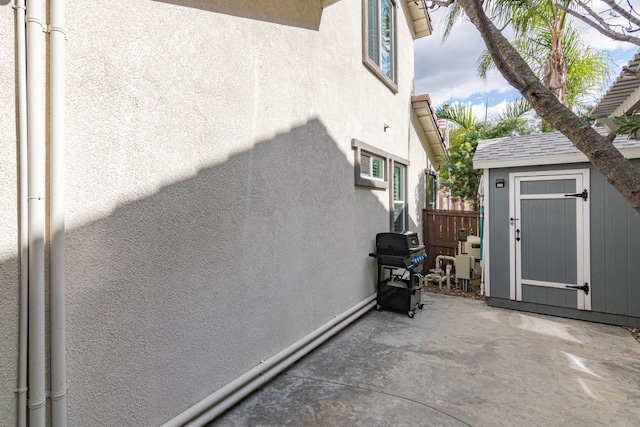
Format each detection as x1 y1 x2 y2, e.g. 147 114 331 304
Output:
565 282 589 295
564 189 588 201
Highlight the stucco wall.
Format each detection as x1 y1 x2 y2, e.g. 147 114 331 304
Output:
408 113 433 233
1 0 430 424
0 2 19 422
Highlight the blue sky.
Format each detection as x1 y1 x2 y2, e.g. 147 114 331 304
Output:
414 7 638 121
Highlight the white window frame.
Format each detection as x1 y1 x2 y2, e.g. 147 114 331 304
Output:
426 170 437 209
363 0 398 93
352 139 409 194
392 162 407 232
360 152 386 181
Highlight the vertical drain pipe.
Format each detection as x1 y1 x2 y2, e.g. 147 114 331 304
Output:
26 0 47 425
50 0 67 425
14 0 29 425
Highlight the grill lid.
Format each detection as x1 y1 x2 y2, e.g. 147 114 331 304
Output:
376 231 423 255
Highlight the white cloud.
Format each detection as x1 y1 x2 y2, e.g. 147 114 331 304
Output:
414 4 639 120
471 99 510 122
414 8 515 107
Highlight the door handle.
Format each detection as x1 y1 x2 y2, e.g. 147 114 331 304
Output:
565 283 589 295
516 229 521 242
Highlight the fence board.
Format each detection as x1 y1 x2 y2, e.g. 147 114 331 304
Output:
423 209 480 271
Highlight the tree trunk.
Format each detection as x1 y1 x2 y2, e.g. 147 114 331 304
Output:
457 0 640 214
543 17 566 103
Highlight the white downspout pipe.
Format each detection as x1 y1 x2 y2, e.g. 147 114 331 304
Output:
14 1 28 425
162 295 376 427
50 0 67 425
187 300 374 426
26 0 47 425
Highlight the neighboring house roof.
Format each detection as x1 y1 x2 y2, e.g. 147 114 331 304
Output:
412 94 447 168
473 129 640 169
592 49 640 132
322 0 432 38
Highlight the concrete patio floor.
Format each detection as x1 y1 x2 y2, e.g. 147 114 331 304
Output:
211 293 640 426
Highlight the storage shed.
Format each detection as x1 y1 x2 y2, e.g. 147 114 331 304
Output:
474 130 640 327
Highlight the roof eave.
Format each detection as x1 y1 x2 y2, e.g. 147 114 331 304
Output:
323 0 433 38
405 0 433 39
412 94 447 167
321 0 341 7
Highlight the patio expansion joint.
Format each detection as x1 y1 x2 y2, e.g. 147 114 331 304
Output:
282 373 473 426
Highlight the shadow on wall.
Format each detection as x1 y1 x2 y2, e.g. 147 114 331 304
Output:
0 119 389 425
153 0 323 30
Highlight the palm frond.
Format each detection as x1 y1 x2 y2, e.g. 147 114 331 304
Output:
614 114 640 139
497 98 532 121
473 19 610 109
441 3 465 43
476 50 495 79
435 103 476 131
485 0 550 36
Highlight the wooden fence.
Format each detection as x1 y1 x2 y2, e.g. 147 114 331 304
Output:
422 209 480 271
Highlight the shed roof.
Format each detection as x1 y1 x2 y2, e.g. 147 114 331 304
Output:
473 129 640 169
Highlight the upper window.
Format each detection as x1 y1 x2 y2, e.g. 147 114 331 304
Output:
364 0 397 92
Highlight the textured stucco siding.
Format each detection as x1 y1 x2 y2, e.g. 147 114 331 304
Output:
0 0 429 424
0 3 19 423
407 113 433 233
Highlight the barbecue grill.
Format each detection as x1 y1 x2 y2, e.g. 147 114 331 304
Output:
369 231 426 318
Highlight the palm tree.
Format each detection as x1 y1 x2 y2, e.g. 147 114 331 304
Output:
496 97 532 122
435 102 476 131
476 22 609 108
436 98 530 129
435 101 533 205
443 0 609 107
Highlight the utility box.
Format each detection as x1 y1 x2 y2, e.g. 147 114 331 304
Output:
459 235 481 260
455 255 473 280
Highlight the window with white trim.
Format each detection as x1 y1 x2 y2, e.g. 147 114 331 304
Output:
426 170 437 209
352 140 410 233
393 163 406 232
352 139 391 190
364 0 397 91
360 152 385 180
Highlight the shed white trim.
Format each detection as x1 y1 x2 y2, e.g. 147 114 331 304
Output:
509 169 591 310
482 170 490 297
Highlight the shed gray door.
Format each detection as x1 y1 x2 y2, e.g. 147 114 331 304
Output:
510 170 591 310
